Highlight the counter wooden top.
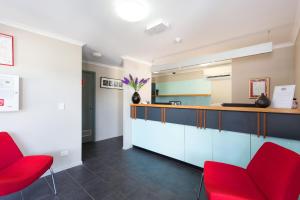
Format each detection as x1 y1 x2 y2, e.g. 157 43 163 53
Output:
130 104 300 115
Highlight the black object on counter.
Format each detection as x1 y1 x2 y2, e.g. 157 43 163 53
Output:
132 92 141 104
153 102 172 105
255 93 271 108
222 103 257 107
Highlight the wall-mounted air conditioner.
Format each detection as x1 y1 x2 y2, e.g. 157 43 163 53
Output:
205 74 231 80
203 65 232 80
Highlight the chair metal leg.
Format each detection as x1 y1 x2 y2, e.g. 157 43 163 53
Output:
197 172 204 200
50 168 57 195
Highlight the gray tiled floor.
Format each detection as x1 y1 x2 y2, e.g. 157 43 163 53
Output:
1 136 207 200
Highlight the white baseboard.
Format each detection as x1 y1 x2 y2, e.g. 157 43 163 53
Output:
96 134 123 142
122 144 133 150
42 160 83 177
53 160 83 173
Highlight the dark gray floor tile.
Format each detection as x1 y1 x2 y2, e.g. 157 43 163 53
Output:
124 187 164 200
95 192 126 200
67 165 96 185
0 192 22 200
111 176 140 198
56 189 93 200
82 177 115 200
45 171 78 193
22 178 53 200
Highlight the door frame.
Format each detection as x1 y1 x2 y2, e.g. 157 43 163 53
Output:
82 70 96 143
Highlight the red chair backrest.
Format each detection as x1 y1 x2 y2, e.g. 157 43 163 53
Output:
247 142 300 200
0 132 23 170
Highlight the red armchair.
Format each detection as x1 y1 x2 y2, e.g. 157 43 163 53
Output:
198 142 300 200
0 132 57 196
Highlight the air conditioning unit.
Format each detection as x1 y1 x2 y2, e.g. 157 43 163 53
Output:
203 65 232 80
206 74 231 80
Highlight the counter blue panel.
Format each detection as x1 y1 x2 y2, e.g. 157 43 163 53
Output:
206 110 219 129
147 107 161 122
222 111 257 134
266 113 300 140
166 108 197 126
136 106 145 119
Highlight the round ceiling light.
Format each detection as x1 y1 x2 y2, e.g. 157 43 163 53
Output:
114 0 149 22
174 37 182 44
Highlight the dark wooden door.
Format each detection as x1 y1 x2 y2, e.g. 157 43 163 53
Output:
82 71 95 143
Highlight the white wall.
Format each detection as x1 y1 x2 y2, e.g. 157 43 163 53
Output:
295 32 300 100
122 58 151 150
0 23 82 172
83 62 123 141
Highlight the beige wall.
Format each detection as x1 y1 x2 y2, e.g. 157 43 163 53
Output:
295 33 300 100
204 65 232 104
232 47 295 103
83 63 123 141
0 24 82 172
211 79 232 104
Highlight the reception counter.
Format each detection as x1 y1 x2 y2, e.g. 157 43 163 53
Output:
130 104 300 168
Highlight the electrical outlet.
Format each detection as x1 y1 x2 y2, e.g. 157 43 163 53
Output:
60 150 69 157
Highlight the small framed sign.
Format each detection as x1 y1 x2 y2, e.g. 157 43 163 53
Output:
100 77 123 90
249 77 270 99
0 33 14 66
271 85 296 108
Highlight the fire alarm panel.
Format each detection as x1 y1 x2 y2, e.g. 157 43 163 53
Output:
0 74 19 112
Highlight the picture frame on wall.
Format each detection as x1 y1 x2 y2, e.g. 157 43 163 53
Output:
249 77 270 99
100 77 123 90
0 33 14 66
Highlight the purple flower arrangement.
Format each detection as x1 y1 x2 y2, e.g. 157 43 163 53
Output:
122 74 150 92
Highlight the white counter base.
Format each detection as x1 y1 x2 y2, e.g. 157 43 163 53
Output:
132 119 300 168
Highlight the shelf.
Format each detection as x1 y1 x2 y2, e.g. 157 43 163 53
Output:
155 94 211 97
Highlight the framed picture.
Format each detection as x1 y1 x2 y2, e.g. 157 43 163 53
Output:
100 77 123 90
249 77 270 99
0 33 14 66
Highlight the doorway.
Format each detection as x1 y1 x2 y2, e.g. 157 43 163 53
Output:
82 70 96 143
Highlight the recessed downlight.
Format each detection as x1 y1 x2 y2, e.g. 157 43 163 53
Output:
93 52 102 57
174 37 182 43
114 0 149 22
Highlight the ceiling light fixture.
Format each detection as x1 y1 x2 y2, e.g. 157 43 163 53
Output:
93 52 102 57
114 0 149 22
145 19 169 34
174 37 182 44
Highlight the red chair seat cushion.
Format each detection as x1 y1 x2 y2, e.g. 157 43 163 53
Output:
204 161 266 200
0 155 53 196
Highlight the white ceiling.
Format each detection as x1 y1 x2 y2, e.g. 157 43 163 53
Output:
0 0 299 66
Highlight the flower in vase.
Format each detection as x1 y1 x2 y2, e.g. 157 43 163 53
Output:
122 74 150 92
